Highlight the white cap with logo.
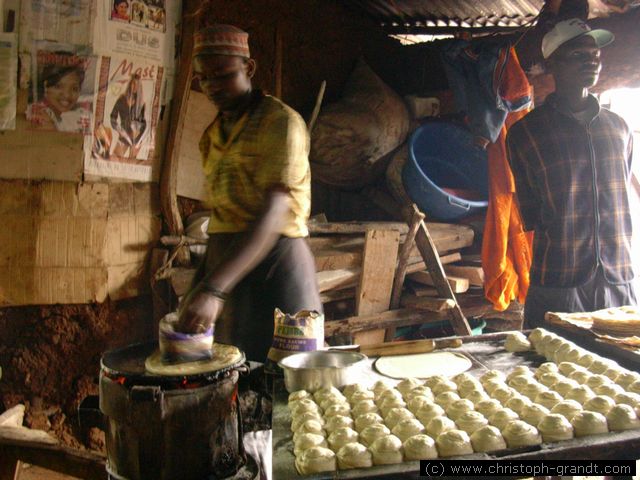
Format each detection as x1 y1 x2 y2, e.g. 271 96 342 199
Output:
542 18 614 59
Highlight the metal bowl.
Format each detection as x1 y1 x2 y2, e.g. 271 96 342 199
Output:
278 350 368 393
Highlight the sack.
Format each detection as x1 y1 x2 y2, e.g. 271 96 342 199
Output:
267 309 324 365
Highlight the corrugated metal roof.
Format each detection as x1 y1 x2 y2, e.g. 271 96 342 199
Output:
347 0 544 33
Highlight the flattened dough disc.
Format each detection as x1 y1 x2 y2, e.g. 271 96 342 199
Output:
145 342 244 376
374 351 472 379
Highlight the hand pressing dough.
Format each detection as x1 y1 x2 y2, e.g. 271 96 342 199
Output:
475 399 503 418
455 411 489 434
291 412 324 432
392 418 426 442
553 378 580 397
436 429 474 457
336 442 373 470
505 332 531 352
535 390 563 409
295 446 336 475
445 399 475 421
416 403 446 425
351 400 378 418
470 425 507 453
489 408 519 430
359 423 391 447
327 427 359 452
349 390 375 404
324 415 354 434
502 420 542 448
505 395 533 416
426 416 457 437
550 400 583 421
537 413 574 442
566 386 596 405
521 404 550 426
385 407 415 429
354 412 384 432
583 395 616 416
434 391 461 408
606 404 640 431
403 434 438 460
294 433 328 457
289 390 311 403
571 411 609 437
370 435 404 465
397 378 424 397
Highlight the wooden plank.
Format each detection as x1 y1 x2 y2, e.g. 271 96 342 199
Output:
444 265 485 287
409 284 438 297
316 268 360 293
319 288 355 304
400 293 456 312
405 252 462 274
307 236 363 253
354 229 400 345
413 217 471 336
309 222 408 235
314 249 361 272
390 208 425 309
325 308 441 338
410 223 474 254
407 271 469 293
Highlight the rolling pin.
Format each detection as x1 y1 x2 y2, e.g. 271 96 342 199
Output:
355 338 463 357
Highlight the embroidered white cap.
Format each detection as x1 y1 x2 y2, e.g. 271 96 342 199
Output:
542 18 614 59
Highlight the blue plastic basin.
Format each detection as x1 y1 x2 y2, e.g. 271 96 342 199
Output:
402 122 489 221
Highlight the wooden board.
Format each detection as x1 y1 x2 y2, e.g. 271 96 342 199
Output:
407 271 469 293
444 265 485 287
309 222 408 235
317 268 360 293
354 229 400 345
399 293 456 312
314 249 361 272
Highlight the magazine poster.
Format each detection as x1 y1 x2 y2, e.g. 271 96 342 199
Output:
0 33 17 130
93 0 178 67
26 41 96 133
84 55 164 181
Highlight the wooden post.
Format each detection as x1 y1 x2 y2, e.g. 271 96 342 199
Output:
159 0 198 266
353 229 400 345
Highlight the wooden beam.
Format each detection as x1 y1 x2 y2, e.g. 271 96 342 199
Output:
444 265 485 287
320 288 355 304
354 229 400 345
325 308 441 338
407 271 469 293
314 249 361 272
400 293 456 312
317 268 360 293
309 222 409 235
390 208 425 309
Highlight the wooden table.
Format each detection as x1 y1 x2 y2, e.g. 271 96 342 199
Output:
272 331 640 479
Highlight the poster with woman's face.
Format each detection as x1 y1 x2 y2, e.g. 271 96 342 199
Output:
26 41 96 133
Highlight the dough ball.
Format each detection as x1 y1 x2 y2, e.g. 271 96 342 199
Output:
445 399 476 421
416 403 446 425
538 372 565 388
295 446 336 475
392 418 426 442
550 400 583 421
537 413 574 442
505 395 533 416
505 331 532 352
289 390 312 403
404 386 434 402
502 420 542 448
354 412 384 432
291 412 325 433
571 410 609 437
397 378 424 397
602 367 622 382
576 352 596 368
508 374 536 391
475 399 503 418
336 442 373 470
480 370 507 385
535 362 560 378
565 386 596 405
583 395 616 416
562 347 583 364
436 429 474 457
457 378 484 397
372 381 394 397
521 404 550 426
552 378 580 397
522 382 549 401
455 411 489 434
323 403 351 419
403 434 438 460
290 398 322 417
293 419 326 442
483 379 509 395
586 374 611 390
424 375 449 389
568 370 591 384
629 380 640 394
614 392 640 408
431 380 459 396
558 362 582 376
375 388 403 406
470 425 507 453
527 328 548 346
534 390 564 410
434 391 461 408
351 400 378 418
384 407 415 429
491 385 517 404
426 416 457 438
319 396 348 412
327 427 358 452
594 383 625 398
370 434 404 465
379 397 407 418
324 415 354 435
348 389 375 405
589 358 617 375
359 423 391 447
342 384 368 399
408 395 434 415
606 404 640 431
507 366 535 381
465 390 491 405
615 371 640 389
489 408 520 430
542 338 565 360
553 343 574 363
294 432 328 457
314 387 345 404
453 372 476 385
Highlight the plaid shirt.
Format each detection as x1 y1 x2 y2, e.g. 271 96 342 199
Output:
507 94 634 287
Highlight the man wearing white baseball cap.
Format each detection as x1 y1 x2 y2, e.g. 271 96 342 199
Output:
507 18 637 328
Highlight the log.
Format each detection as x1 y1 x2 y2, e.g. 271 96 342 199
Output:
399 293 456 312
407 271 469 293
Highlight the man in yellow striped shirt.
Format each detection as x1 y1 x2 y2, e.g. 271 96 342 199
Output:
177 24 321 362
